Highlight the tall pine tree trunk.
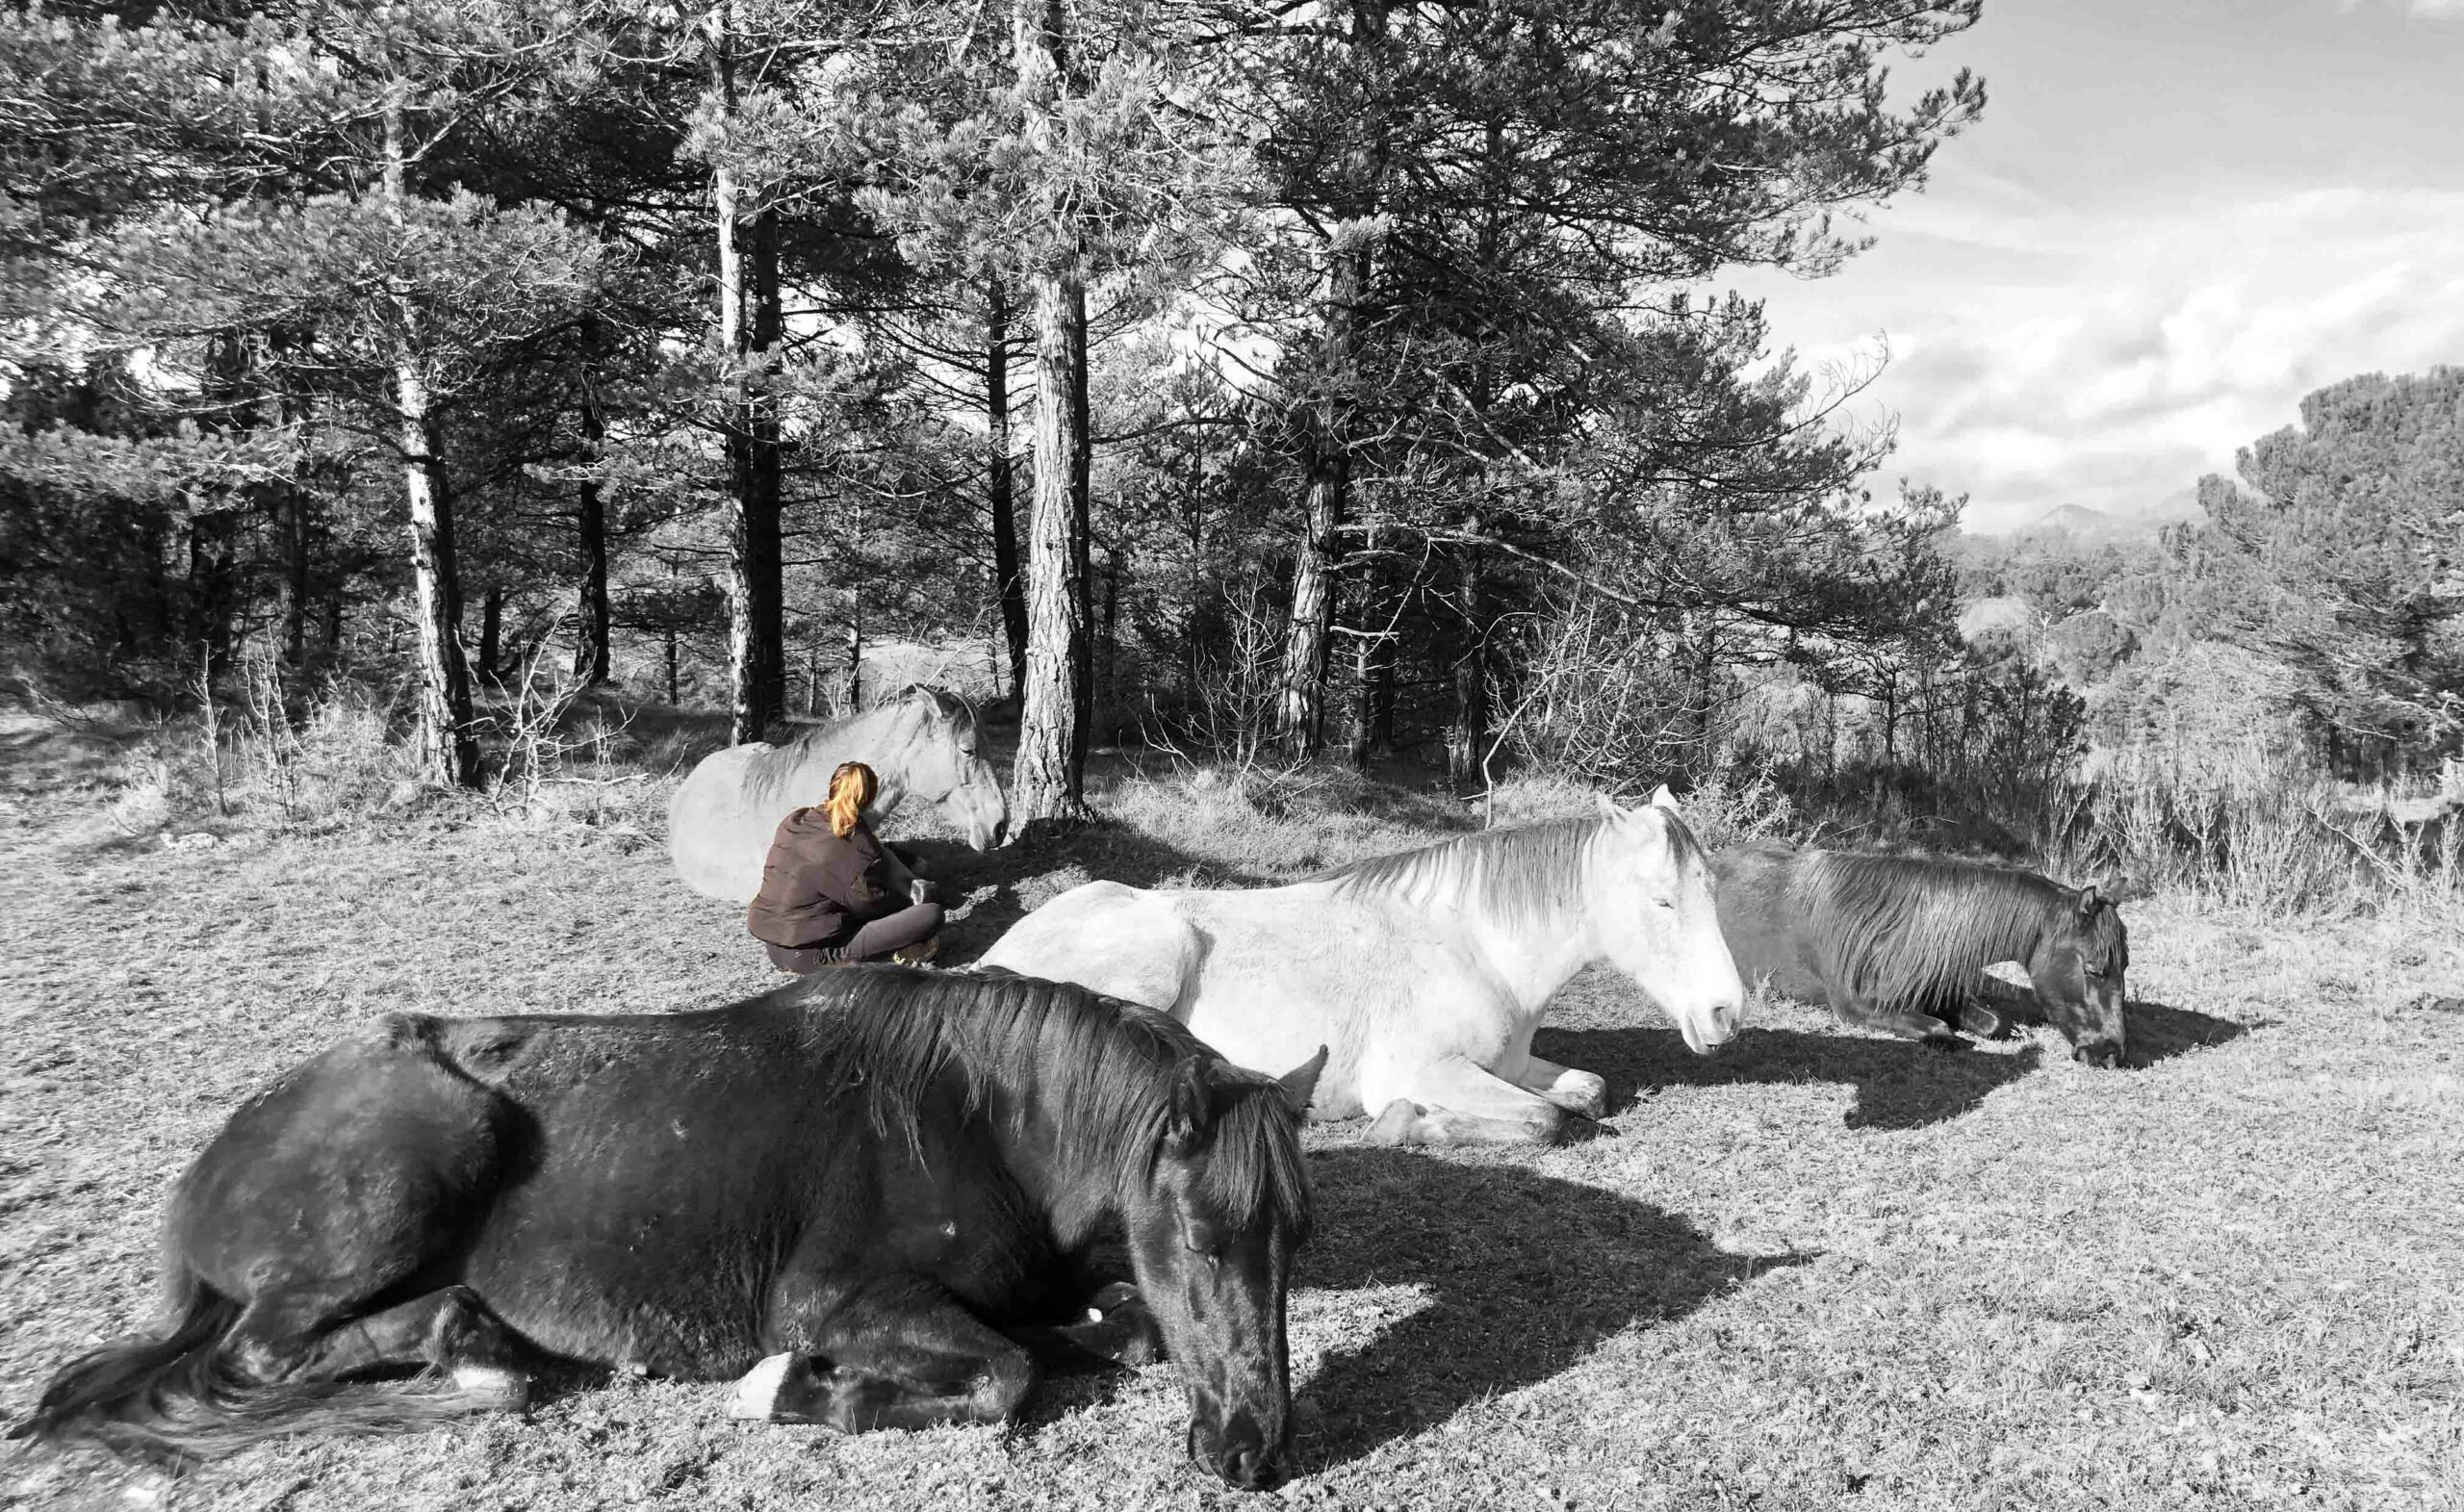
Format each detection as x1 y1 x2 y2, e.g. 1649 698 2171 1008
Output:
573 338 611 685
710 8 784 747
383 92 477 788
1274 0 1387 757
1014 267 1091 822
1446 535 1487 788
1011 0 1092 824
476 585 503 683
1274 241 1365 757
1347 524 1398 770
987 279 1028 699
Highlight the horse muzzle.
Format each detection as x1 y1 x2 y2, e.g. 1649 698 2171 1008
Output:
1189 1406 1285 1490
2073 1038 2125 1069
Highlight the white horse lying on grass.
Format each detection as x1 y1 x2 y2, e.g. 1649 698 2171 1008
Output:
978 790 1745 1146
668 685 1007 903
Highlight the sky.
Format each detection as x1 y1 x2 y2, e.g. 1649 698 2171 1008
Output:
1723 0 2464 533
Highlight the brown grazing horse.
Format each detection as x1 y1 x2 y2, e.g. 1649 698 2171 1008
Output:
1713 841 2136 1066
13 968 1324 1489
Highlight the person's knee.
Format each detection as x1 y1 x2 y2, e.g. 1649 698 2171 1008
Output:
913 901 945 933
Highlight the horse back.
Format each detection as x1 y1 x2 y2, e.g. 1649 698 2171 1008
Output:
456 1002 1057 1374
1709 842 1835 1007
977 881 1200 1014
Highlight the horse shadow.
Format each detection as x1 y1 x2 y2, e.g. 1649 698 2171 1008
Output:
1535 1024 2044 1132
2118 997 2254 1065
1970 979 2256 1068
898 825 1275 963
1283 1145 1810 1469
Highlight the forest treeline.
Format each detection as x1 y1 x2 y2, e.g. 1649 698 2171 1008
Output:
2 1 2456 858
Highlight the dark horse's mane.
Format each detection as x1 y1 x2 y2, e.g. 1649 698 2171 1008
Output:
1803 850 2124 1011
782 967 1311 1243
1312 812 1705 931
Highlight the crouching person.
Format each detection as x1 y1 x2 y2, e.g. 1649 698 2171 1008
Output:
747 760 944 972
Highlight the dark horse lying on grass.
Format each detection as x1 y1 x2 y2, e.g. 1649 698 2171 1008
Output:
13 969 1326 1489
1713 841 2138 1066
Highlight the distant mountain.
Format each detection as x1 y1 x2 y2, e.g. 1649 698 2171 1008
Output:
2005 490 2205 542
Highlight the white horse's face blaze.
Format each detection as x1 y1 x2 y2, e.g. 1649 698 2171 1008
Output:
1589 791 1745 1055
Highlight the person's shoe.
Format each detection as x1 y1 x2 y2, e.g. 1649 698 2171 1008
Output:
889 937 940 967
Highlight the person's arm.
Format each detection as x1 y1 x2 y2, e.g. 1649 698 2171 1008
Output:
872 836 937 906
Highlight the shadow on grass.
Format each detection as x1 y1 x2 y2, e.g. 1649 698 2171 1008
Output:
1974 978 2256 1068
1535 1024 2045 1132
899 822 1275 964
1292 1146 1810 1469
2121 998 2255 1066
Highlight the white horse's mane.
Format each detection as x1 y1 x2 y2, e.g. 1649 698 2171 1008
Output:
1315 810 1707 931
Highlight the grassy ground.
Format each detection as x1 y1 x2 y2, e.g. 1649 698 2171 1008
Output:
4 717 2462 1511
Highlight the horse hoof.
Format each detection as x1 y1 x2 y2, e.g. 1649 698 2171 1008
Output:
448 1364 530 1412
1551 1071 1609 1119
1366 1099 1422 1146
729 1352 828 1422
1958 1006 2004 1038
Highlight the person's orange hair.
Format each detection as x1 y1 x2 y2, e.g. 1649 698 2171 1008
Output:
822 760 878 838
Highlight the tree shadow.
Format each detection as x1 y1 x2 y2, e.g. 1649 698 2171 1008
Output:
1534 1024 2044 1132
1289 1146 1810 1469
898 824 1274 964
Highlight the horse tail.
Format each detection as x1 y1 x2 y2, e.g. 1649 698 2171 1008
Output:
12 1267 508 1466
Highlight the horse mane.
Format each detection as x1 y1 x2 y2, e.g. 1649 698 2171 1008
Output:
1801 851 2119 1010
1314 811 1704 931
786 968 1310 1244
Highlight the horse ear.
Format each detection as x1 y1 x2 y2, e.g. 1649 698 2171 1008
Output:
2075 884 2101 918
2097 872 2148 904
1650 783 1680 812
1276 1045 1329 1119
1593 793 1628 823
1167 1055 1214 1153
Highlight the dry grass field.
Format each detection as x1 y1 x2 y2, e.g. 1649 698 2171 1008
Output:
5 714 2462 1511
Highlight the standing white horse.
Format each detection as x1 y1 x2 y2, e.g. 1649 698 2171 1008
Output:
668 685 1007 903
978 790 1744 1146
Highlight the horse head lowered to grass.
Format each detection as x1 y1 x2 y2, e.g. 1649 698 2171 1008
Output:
978 788 1745 1147
668 684 1006 903
1712 840 2138 1066
13 969 1323 1489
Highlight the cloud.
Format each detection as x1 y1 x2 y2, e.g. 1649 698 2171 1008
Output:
2343 0 2464 16
1733 183 2464 532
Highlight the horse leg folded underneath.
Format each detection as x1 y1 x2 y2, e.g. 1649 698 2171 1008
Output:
731 1276 1037 1432
264 1286 528 1406
1364 1059 1565 1146
1505 1053 1610 1119
1833 995 1964 1050
1009 1282 1166 1372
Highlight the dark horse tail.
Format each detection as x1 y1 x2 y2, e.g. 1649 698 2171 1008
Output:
12 1267 506 1465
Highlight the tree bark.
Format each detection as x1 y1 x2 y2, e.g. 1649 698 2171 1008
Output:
572 362 611 685
710 8 785 747
476 584 504 684
1346 524 1398 770
1014 267 1091 821
1011 0 1092 824
1272 0 1388 758
383 92 477 788
987 278 1028 699
1446 537 1487 788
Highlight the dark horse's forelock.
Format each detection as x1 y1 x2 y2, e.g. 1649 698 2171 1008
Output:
786 968 1310 1241
1804 852 2119 1012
